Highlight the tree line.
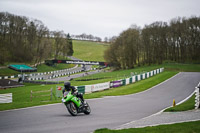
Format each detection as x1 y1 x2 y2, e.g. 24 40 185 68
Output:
71 33 102 42
71 33 117 43
104 16 200 69
0 12 73 65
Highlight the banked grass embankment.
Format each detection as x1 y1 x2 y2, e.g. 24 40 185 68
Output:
73 40 107 62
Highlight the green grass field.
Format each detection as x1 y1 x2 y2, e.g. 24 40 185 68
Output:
0 68 19 76
73 40 108 61
36 63 75 72
163 62 200 72
94 120 200 133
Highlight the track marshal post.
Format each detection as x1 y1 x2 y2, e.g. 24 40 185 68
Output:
173 99 176 107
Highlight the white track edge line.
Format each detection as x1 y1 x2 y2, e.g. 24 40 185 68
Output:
116 82 197 130
0 103 62 112
119 119 200 129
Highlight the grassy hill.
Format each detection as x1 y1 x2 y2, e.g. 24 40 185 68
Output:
73 40 108 62
0 40 107 76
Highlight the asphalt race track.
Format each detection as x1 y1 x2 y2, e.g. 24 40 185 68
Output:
45 68 103 82
0 72 199 133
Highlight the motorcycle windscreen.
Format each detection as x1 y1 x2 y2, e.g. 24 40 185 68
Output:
64 91 70 97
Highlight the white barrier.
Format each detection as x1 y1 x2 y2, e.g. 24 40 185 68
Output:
154 70 157 75
151 71 153 76
91 82 110 92
132 76 136 83
157 69 159 74
137 75 141 81
126 78 130 85
85 85 92 94
142 73 145 79
147 72 149 78
0 93 12 103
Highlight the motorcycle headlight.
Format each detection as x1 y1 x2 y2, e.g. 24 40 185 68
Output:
62 98 65 103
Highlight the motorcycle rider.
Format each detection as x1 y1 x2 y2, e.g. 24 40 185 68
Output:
62 82 85 104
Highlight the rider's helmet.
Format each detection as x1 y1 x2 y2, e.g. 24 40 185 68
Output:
64 82 71 91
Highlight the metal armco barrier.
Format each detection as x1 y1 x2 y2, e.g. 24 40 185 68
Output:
0 65 79 80
27 69 82 81
195 82 200 109
23 80 62 84
45 59 107 66
0 75 18 80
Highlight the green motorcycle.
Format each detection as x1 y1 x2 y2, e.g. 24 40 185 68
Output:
62 91 91 116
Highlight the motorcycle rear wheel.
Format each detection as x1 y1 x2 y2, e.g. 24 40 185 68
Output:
67 102 78 116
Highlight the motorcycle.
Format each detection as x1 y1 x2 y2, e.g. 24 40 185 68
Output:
62 91 91 116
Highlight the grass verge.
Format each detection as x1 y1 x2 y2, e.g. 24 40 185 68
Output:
94 120 200 133
164 94 195 112
36 63 75 72
163 62 200 72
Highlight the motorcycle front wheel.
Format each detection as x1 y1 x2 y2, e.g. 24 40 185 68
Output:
84 102 91 115
67 102 78 116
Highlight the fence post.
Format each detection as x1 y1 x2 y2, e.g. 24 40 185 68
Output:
30 90 32 102
50 88 53 101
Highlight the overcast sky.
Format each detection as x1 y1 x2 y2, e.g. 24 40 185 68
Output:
0 0 200 39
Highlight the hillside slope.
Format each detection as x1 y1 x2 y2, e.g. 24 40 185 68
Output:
73 40 108 62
